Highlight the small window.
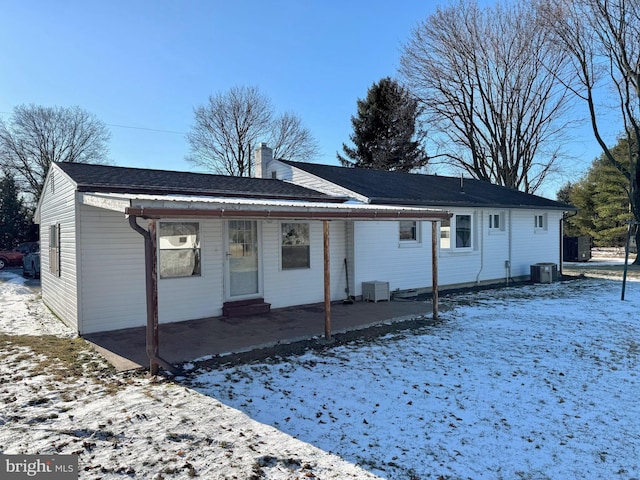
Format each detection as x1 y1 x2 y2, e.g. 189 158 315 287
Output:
49 224 60 276
535 214 546 230
399 220 418 242
456 215 472 248
282 223 310 269
159 222 201 278
440 219 451 249
489 212 505 232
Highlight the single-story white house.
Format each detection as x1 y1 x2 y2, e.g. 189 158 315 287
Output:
255 145 575 294
34 145 574 345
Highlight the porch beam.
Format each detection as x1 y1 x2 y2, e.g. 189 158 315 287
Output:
125 206 451 222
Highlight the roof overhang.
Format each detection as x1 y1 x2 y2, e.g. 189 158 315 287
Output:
79 192 451 221
369 197 577 211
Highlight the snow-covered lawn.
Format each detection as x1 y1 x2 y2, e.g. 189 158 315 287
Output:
1 269 639 479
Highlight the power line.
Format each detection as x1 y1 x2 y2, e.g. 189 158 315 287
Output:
0 111 186 135
105 123 186 135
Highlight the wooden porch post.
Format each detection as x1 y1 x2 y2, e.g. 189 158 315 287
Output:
128 216 178 375
323 220 331 340
148 220 160 375
431 221 439 320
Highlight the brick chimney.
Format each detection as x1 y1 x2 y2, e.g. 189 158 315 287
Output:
254 143 273 179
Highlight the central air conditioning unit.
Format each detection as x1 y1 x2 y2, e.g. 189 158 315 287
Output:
530 263 557 284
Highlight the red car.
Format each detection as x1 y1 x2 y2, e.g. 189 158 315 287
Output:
0 248 26 270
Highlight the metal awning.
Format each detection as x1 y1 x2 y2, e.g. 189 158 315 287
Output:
78 192 452 221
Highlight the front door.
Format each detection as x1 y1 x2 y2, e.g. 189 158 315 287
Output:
226 220 260 298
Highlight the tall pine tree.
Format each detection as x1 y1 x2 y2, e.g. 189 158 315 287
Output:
338 77 428 172
563 137 634 247
0 172 33 250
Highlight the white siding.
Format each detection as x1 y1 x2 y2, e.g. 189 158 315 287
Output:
261 220 347 308
38 165 80 331
350 208 565 294
475 210 511 283
158 219 224 323
345 221 355 295
439 209 562 286
269 161 368 201
510 209 563 279
79 214 227 333
353 221 436 294
78 206 147 333
78 215 351 333
437 209 482 287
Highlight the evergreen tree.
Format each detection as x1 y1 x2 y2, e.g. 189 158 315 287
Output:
556 182 573 205
556 182 581 237
564 137 633 247
338 77 428 172
565 178 597 239
0 172 33 249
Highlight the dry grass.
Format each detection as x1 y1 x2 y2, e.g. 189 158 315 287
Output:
0 334 117 389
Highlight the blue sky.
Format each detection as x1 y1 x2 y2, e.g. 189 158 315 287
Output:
0 0 619 197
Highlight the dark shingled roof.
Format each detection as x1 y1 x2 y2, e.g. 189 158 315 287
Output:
280 160 575 210
55 162 342 202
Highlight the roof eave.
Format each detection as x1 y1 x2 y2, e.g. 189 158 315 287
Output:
368 197 576 211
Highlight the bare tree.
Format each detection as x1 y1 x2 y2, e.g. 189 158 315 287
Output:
187 86 272 177
187 86 319 176
0 104 110 199
400 0 574 193
542 0 640 261
268 112 320 163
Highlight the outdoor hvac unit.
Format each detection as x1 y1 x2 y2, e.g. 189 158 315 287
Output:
362 281 390 302
563 236 592 262
530 263 557 284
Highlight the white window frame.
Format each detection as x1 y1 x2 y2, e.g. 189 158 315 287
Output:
440 214 474 251
440 218 451 249
49 223 60 277
455 214 473 249
488 212 505 234
534 213 547 232
158 221 201 279
281 222 311 270
399 220 421 247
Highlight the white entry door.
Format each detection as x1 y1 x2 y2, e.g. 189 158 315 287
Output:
225 220 261 298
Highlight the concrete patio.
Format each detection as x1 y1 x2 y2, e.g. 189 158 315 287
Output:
84 297 441 372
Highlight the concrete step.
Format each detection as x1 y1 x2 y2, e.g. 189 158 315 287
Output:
222 298 271 317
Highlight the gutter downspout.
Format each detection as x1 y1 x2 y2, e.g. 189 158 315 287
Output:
128 215 179 375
